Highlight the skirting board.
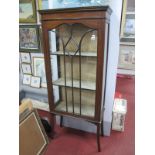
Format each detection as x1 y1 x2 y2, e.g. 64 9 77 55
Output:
56 116 111 136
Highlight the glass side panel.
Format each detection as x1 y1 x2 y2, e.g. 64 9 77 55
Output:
48 23 97 118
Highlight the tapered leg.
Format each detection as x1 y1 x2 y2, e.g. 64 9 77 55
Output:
49 113 56 139
101 120 104 136
60 115 63 127
97 123 101 152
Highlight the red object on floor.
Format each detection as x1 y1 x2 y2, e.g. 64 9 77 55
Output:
117 73 134 79
115 92 123 98
41 77 135 155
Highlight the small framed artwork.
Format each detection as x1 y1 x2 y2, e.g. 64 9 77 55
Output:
120 0 127 37
23 74 31 85
19 0 37 23
20 52 31 63
31 76 41 88
124 13 135 37
120 12 135 42
19 25 40 52
21 63 32 74
33 57 47 87
118 44 135 70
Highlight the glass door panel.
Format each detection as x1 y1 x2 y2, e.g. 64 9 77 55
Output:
48 23 97 117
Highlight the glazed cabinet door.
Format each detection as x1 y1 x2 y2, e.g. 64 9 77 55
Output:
42 20 104 120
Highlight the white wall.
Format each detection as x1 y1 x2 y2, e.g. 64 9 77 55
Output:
103 0 123 135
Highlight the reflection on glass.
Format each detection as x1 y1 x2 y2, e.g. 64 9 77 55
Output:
49 23 97 117
51 0 110 9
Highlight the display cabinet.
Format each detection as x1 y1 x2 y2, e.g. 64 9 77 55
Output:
39 6 112 152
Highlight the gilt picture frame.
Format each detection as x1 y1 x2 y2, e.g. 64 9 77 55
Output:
33 57 47 88
19 25 40 52
120 0 135 42
32 55 54 88
19 0 37 23
120 0 127 38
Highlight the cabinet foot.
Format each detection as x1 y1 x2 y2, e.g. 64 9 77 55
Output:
101 120 104 136
97 123 101 152
60 116 63 127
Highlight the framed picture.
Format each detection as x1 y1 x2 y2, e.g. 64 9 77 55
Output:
19 109 48 155
31 53 54 87
120 12 135 42
120 0 135 42
124 13 135 37
19 25 40 52
23 74 31 85
38 0 49 9
19 0 37 23
21 63 32 74
31 76 41 88
118 44 135 70
120 0 127 37
33 57 47 87
20 52 31 63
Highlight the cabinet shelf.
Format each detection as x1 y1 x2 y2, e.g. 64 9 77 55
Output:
51 51 97 57
55 101 95 117
53 78 96 90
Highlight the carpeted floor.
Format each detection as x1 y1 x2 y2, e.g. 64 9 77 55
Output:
44 76 135 155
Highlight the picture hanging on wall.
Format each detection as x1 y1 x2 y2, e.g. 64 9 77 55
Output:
31 76 41 88
124 13 135 37
21 63 32 74
120 0 127 38
120 0 135 42
19 0 37 23
118 44 135 70
23 74 31 85
19 25 40 52
20 52 31 63
33 57 47 88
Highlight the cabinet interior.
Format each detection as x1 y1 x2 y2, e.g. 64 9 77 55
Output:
49 23 98 117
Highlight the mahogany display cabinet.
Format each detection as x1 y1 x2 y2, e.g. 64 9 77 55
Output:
39 6 112 152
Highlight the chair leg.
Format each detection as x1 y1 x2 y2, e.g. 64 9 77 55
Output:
97 123 101 152
60 115 63 127
101 120 104 136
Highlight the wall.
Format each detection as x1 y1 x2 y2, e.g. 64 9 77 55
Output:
103 0 123 136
